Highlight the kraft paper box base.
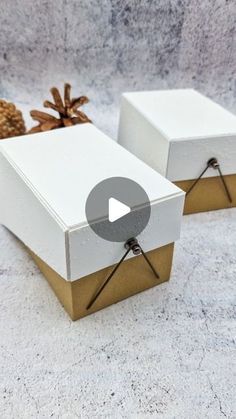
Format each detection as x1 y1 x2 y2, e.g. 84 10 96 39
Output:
175 174 236 215
29 243 174 321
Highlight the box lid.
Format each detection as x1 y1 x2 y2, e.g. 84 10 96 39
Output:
123 89 236 141
120 89 236 181
0 124 184 280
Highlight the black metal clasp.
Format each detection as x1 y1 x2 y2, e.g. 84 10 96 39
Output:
186 157 232 203
86 237 160 310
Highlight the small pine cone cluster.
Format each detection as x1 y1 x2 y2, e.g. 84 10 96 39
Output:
0 100 26 139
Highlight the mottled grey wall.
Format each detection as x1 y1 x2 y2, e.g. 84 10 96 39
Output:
0 0 236 134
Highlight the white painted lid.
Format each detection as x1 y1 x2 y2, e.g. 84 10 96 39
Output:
0 124 181 228
123 89 236 141
0 124 184 279
120 89 236 181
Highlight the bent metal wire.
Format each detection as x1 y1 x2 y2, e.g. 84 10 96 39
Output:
186 157 232 203
86 238 160 310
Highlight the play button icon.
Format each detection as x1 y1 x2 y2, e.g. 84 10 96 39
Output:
108 198 131 222
85 177 151 242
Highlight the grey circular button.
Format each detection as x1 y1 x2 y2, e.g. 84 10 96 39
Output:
85 177 151 242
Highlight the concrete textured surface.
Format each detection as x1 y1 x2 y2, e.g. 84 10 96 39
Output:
0 203 236 419
1 1 236 418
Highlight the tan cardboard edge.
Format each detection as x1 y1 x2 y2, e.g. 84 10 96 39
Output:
29 243 174 321
175 174 236 215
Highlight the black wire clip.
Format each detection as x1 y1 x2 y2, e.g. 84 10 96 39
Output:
186 157 232 203
86 237 160 310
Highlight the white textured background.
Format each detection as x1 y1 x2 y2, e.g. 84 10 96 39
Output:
0 1 236 418
1 0 236 138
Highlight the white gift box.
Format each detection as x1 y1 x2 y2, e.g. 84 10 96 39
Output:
118 89 236 213
0 124 184 319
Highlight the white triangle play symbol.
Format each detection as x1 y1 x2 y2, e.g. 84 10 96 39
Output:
108 197 131 223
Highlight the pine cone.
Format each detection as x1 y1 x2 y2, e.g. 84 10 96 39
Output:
28 83 92 134
0 100 26 139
